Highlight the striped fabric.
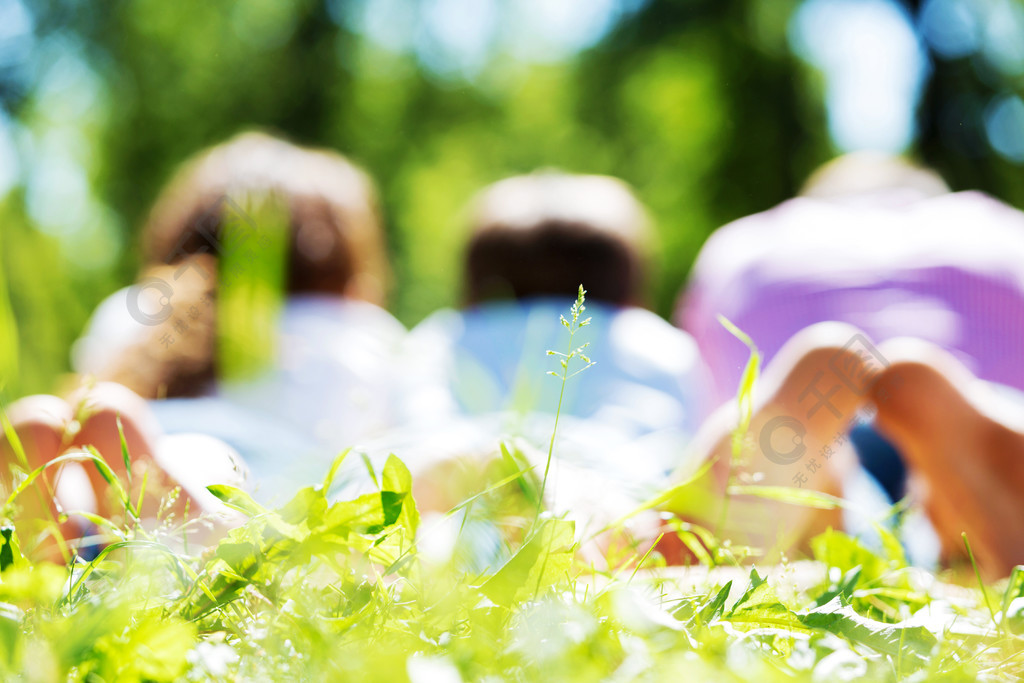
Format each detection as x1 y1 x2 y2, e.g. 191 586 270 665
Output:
679 191 1024 405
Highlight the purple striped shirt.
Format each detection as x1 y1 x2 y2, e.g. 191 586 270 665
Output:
678 192 1024 405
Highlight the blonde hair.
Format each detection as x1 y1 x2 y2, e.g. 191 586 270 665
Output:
800 152 949 202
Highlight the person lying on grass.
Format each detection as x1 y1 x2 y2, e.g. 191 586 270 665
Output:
73 131 405 502
677 152 1024 575
386 172 712 529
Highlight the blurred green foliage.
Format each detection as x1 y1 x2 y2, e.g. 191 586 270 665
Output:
0 0 827 398
3 0 1023 398
218 194 290 382
0 442 1015 680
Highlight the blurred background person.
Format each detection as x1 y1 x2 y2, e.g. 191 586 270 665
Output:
681 153 957 406
677 152 1024 568
380 172 711 542
678 154 1024 500
402 172 710 473
72 132 405 503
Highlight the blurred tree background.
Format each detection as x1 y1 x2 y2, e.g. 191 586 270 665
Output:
0 0 1022 398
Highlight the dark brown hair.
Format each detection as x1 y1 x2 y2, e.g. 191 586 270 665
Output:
142 131 389 304
103 132 388 398
464 173 650 306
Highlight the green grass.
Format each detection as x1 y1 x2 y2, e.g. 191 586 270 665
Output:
0 292 1020 681
0 451 1018 681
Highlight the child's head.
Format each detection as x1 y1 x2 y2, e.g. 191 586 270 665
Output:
141 131 389 305
464 172 650 306
93 133 389 399
800 152 949 205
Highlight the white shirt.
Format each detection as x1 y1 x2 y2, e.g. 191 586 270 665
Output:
387 299 711 488
74 291 406 502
